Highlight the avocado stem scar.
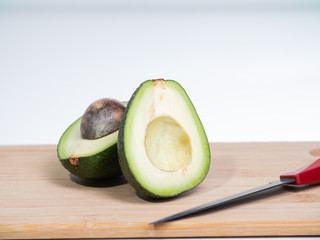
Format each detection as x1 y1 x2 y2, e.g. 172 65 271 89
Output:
152 79 166 89
69 155 80 170
152 78 164 83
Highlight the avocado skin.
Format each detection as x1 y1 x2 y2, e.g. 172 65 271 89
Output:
59 142 121 179
118 80 211 198
57 117 122 180
118 81 161 198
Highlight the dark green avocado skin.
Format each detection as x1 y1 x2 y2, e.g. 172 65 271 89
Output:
57 116 122 180
59 143 121 180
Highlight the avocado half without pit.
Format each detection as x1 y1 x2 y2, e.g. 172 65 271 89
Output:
118 79 211 198
57 98 125 179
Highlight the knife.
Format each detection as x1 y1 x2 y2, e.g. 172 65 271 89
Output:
150 158 320 225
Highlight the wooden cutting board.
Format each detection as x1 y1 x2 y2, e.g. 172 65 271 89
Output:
0 142 319 239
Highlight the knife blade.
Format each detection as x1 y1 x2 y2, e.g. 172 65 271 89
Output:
150 158 320 225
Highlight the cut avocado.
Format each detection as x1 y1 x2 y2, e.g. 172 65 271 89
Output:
57 117 121 179
118 79 211 198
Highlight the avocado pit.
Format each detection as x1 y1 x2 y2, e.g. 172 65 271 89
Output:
81 98 125 140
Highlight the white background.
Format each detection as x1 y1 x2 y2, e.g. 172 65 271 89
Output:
0 0 319 145
1 2 320 240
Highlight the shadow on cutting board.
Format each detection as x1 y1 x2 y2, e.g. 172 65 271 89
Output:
47 154 127 189
69 174 127 188
47 156 141 203
47 143 237 203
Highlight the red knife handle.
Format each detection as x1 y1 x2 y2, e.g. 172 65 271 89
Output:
280 158 320 185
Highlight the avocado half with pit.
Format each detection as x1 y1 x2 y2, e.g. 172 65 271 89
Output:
118 79 211 198
57 117 121 179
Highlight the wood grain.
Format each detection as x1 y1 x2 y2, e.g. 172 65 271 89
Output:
0 142 319 239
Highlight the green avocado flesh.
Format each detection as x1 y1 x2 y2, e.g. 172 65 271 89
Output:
57 117 121 179
118 79 211 198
